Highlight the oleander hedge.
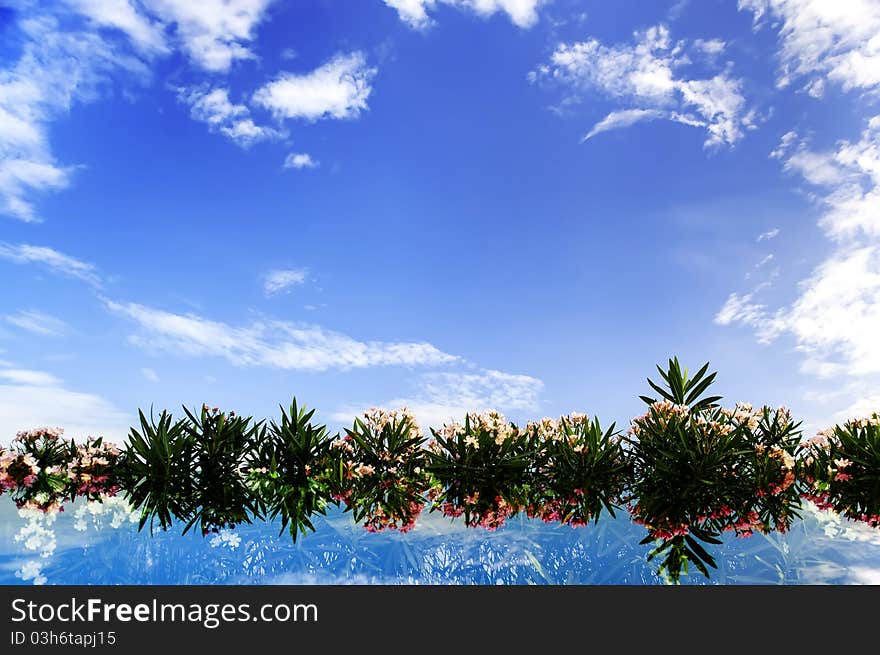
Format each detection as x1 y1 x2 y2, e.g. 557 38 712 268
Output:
2 358 878 583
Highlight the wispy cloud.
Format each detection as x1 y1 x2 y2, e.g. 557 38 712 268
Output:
531 24 758 148
263 268 309 295
0 369 62 387
0 367 130 443
3 310 69 337
138 0 275 73
0 242 102 287
252 52 377 122
63 0 169 55
141 367 159 382
581 108 665 142
382 0 548 30
756 227 780 242
176 86 281 147
283 153 318 169
717 116 880 378
0 13 150 221
106 299 459 371
739 0 880 95
331 368 544 429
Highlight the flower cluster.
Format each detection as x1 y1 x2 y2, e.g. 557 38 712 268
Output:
427 411 532 530
0 450 40 491
526 413 628 528
801 413 880 528
334 407 429 533
1 428 71 512
66 438 122 500
735 405 801 536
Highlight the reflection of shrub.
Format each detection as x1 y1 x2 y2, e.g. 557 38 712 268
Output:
801 414 880 528
427 411 533 530
67 436 123 501
0 428 70 511
627 358 801 582
526 414 628 527
182 405 264 535
247 399 335 541
3 359 879 584
120 410 193 532
334 408 429 533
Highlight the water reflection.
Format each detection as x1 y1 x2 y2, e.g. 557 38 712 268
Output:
1 497 879 585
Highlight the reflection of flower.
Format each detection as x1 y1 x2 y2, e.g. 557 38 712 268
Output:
209 528 242 550
802 413 880 529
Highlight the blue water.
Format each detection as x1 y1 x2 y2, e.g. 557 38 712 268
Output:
2 497 879 584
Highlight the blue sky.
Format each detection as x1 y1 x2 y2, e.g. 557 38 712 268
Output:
1 0 878 443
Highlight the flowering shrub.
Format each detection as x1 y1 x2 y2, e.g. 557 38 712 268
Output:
0 428 71 512
3 357 879 584
627 358 801 582
333 408 429 533
66 437 122 501
526 414 629 527
247 399 336 540
801 414 880 528
733 404 801 535
427 411 534 530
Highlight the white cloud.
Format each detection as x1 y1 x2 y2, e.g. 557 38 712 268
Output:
714 292 774 337
63 0 168 55
0 369 62 387
141 0 274 72
0 13 150 221
532 25 757 147
283 153 318 169
106 300 459 371
718 116 880 378
3 310 68 337
0 367 130 445
739 0 880 94
176 86 279 147
693 38 726 55
383 0 547 30
252 52 377 122
757 227 780 241
0 242 102 287
263 268 309 295
141 367 159 382
330 368 544 429
581 109 665 141
384 0 435 29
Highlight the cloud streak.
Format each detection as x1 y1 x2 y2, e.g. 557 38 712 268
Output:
0 242 102 287
106 300 459 371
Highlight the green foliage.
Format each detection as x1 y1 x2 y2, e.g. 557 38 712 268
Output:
181 405 264 535
427 411 535 529
638 357 722 412
120 409 192 533
247 399 335 541
527 415 629 526
628 358 801 583
335 408 429 532
802 414 880 527
6 362 877 584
